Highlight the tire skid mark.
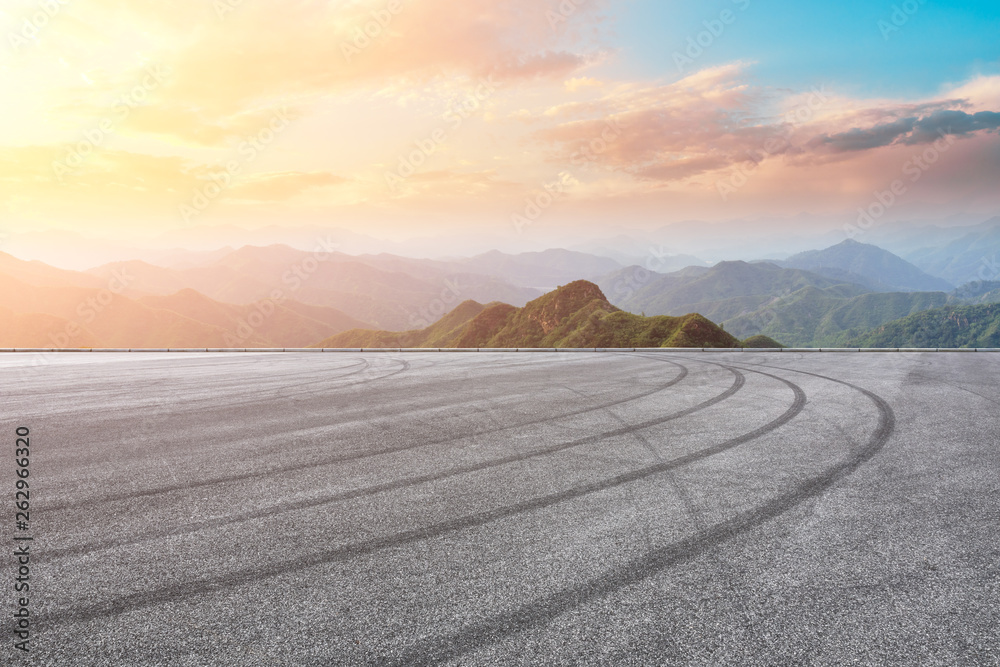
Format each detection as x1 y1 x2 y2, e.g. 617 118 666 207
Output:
387 363 895 666
40 358 420 502
155 355 405 416
41 358 689 514
41 361 695 558
41 366 803 625
173 357 381 413
253 359 671 458
22 358 374 423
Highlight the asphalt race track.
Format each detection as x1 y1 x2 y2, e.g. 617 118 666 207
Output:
2 351 998 666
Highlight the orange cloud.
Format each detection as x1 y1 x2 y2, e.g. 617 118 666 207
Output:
41 0 611 146
227 171 349 202
529 65 1000 189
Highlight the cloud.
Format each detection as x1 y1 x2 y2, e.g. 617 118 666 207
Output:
227 171 348 202
526 63 1000 186
36 0 611 146
388 169 520 200
493 51 601 81
633 157 731 181
905 109 1000 144
0 146 211 220
533 63 774 181
811 109 1000 152
564 77 603 93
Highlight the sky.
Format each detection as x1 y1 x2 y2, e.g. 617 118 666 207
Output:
1 0 999 247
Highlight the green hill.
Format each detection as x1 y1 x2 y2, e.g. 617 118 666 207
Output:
312 281 740 349
598 260 870 324
317 299 491 348
722 287 952 347
742 335 785 348
950 280 1000 304
843 303 1000 348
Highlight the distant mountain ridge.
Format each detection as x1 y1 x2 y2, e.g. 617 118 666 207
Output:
460 249 623 290
0 270 372 348
87 244 543 330
313 281 740 349
722 287 952 347
779 239 953 292
592 240 994 347
6 237 1000 350
597 259 870 323
904 216 1000 285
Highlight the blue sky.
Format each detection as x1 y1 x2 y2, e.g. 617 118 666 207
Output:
615 0 1000 97
4 0 1000 239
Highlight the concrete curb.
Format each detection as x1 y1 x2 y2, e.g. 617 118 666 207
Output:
1 348 997 353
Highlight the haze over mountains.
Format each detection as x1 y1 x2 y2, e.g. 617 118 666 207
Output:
85 245 542 332
777 240 953 293
2 217 1000 349
6 215 998 279
315 281 739 350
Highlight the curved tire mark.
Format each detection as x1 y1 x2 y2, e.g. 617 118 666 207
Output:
41 366 805 625
43 361 700 559
43 358 690 513
387 364 894 666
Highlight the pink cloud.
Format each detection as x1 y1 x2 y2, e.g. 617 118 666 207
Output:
529 65 1000 186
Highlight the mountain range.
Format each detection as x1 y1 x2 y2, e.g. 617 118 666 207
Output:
595 240 1000 348
314 281 740 349
0 269 370 348
86 245 542 331
777 239 953 292
902 217 1000 285
3 231 1000 349
598 260 870 325
722 287 952 348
